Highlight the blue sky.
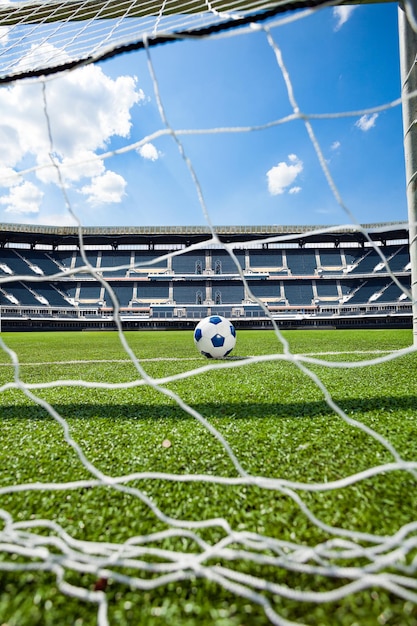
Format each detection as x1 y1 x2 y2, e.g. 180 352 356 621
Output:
0 2 407 228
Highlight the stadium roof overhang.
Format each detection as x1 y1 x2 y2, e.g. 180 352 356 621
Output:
0 222 409 249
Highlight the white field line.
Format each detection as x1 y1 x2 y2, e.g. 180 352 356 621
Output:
0 350 396 367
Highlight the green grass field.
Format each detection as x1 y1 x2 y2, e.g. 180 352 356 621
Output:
0 328 416 626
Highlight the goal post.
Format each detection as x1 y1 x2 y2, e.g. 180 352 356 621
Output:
399 4 417 346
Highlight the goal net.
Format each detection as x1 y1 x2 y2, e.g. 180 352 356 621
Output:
0 1 417 625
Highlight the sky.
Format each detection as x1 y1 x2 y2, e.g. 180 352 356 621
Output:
0 2 408 228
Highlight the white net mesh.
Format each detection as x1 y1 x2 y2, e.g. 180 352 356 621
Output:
0 0 332 82
0 1 417 625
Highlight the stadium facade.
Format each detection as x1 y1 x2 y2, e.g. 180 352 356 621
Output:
0 221 412 332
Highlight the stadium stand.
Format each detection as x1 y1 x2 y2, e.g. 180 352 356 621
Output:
100 251 132 277
249 249 284 271
171 251 206 275
0 222 412 331
286 249 317 275
284 281 315 306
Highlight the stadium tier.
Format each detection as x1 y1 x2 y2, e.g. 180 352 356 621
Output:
0 222 412 331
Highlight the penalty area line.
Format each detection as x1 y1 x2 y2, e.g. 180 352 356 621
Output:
0 350 396 367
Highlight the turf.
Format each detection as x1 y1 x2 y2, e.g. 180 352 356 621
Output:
0 328 416 626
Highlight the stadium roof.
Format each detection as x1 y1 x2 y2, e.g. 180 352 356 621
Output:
0 222 409 249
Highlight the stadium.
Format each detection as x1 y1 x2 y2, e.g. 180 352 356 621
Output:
1 1 417 626
0 221 412 332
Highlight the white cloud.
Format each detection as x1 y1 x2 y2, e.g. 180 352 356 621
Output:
37 151 106 186
19 42 70 73
0 181 43 214
0 44 144 218
267 154 303 196
0 124 23 166
355 113 378 132
138 143 160 161
289 186 301 195
0 26 10 47
0 165 21 187
331 141 341 151
81 170 127 206
333 7 357 31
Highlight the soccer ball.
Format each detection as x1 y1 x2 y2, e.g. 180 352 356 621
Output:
194 315 236 359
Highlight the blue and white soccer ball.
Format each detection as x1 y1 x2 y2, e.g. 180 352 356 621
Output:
194 315 236 359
